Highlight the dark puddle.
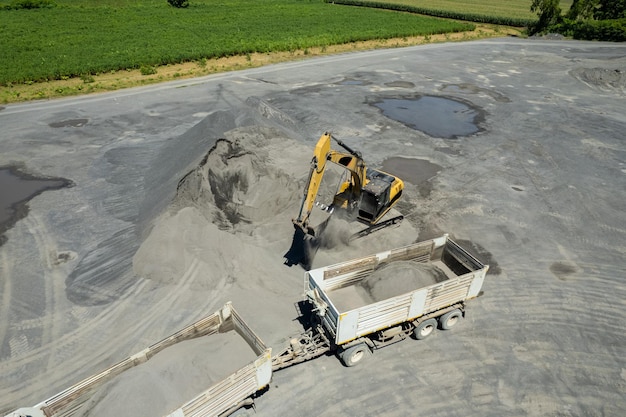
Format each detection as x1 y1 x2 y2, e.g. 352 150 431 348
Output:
49 118 89 128
550 261 580 281
371 95 484 139
0 166 73 246
337 78 369 86
381 157 442 198
385 81 415 89
435 146 460 156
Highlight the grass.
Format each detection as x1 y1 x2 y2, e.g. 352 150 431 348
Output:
0 0 532 102
0 0 473 86
353 0 573 21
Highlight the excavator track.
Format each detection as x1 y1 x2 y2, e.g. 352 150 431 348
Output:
349 215 404 241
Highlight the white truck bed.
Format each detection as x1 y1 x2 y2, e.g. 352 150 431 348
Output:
5 302 271 417
306 234 488 345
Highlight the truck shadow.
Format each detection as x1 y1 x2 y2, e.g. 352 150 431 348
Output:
294 300 317 330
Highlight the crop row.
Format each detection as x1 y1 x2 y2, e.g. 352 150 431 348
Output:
0 0 474 85
343 0 546 19
325 0 537 27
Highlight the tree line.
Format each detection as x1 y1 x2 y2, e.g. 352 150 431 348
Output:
531 0 625 40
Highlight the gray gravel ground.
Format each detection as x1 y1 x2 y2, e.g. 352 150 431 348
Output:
1 38 625 417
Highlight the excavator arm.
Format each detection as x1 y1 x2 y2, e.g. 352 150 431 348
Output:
293 132 332 232
327 145 366 212
293 133 366 233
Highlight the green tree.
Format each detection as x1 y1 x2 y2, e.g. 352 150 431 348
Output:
530 0 563 33
594 0 626 19
3 0 55 9
567 0 598 20
167 0 189 8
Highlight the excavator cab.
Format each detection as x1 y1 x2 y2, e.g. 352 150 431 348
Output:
358 169 402 223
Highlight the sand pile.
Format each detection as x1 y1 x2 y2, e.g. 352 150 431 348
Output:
76 331 256 417
133 127 308 287
173 128 303 233
356 260 448 302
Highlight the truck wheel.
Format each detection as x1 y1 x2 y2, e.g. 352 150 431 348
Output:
414 319 437 340
439 309 463 330
340 343 370 367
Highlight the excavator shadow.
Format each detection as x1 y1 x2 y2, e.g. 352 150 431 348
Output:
283 217 331 270
283 227 320 270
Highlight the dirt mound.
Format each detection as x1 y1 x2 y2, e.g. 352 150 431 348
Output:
174 127 302 232
77 331 256 417
356 260 448 302
132 127 309 286
571 68 626 93
132 207 241 287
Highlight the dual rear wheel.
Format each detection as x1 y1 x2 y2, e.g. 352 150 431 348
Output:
338 309 464 366
339 343 371 367
413 309 463 340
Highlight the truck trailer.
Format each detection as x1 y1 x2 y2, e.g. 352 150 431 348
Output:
5 303 272 417
273 234 489 368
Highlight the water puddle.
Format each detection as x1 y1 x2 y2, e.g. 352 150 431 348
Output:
0 166 73 245
371 95 484 139
381 157 442 197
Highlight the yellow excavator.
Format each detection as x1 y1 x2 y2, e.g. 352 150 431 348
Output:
285 132 404 267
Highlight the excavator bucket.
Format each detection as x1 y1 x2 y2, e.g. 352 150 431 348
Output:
284 224 320 269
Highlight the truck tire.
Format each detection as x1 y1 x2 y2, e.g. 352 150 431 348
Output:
340 343 370 367
439 309 463 330
413 318 437 340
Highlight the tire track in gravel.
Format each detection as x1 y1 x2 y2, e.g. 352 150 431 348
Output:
19 213 66 373
0 250 13 361
1 249 228 410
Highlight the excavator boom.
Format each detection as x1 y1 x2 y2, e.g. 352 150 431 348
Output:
294 133 332 230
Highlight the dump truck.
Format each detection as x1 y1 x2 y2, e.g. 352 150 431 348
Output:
5 302 272 417
273 234 488 368
6 235 488 416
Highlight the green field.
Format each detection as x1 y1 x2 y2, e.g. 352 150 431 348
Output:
0 0 475 86
352 0 573 20
360 0 539 20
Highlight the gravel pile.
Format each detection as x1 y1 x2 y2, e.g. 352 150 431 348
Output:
76 331 256 417
356 260 448 302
